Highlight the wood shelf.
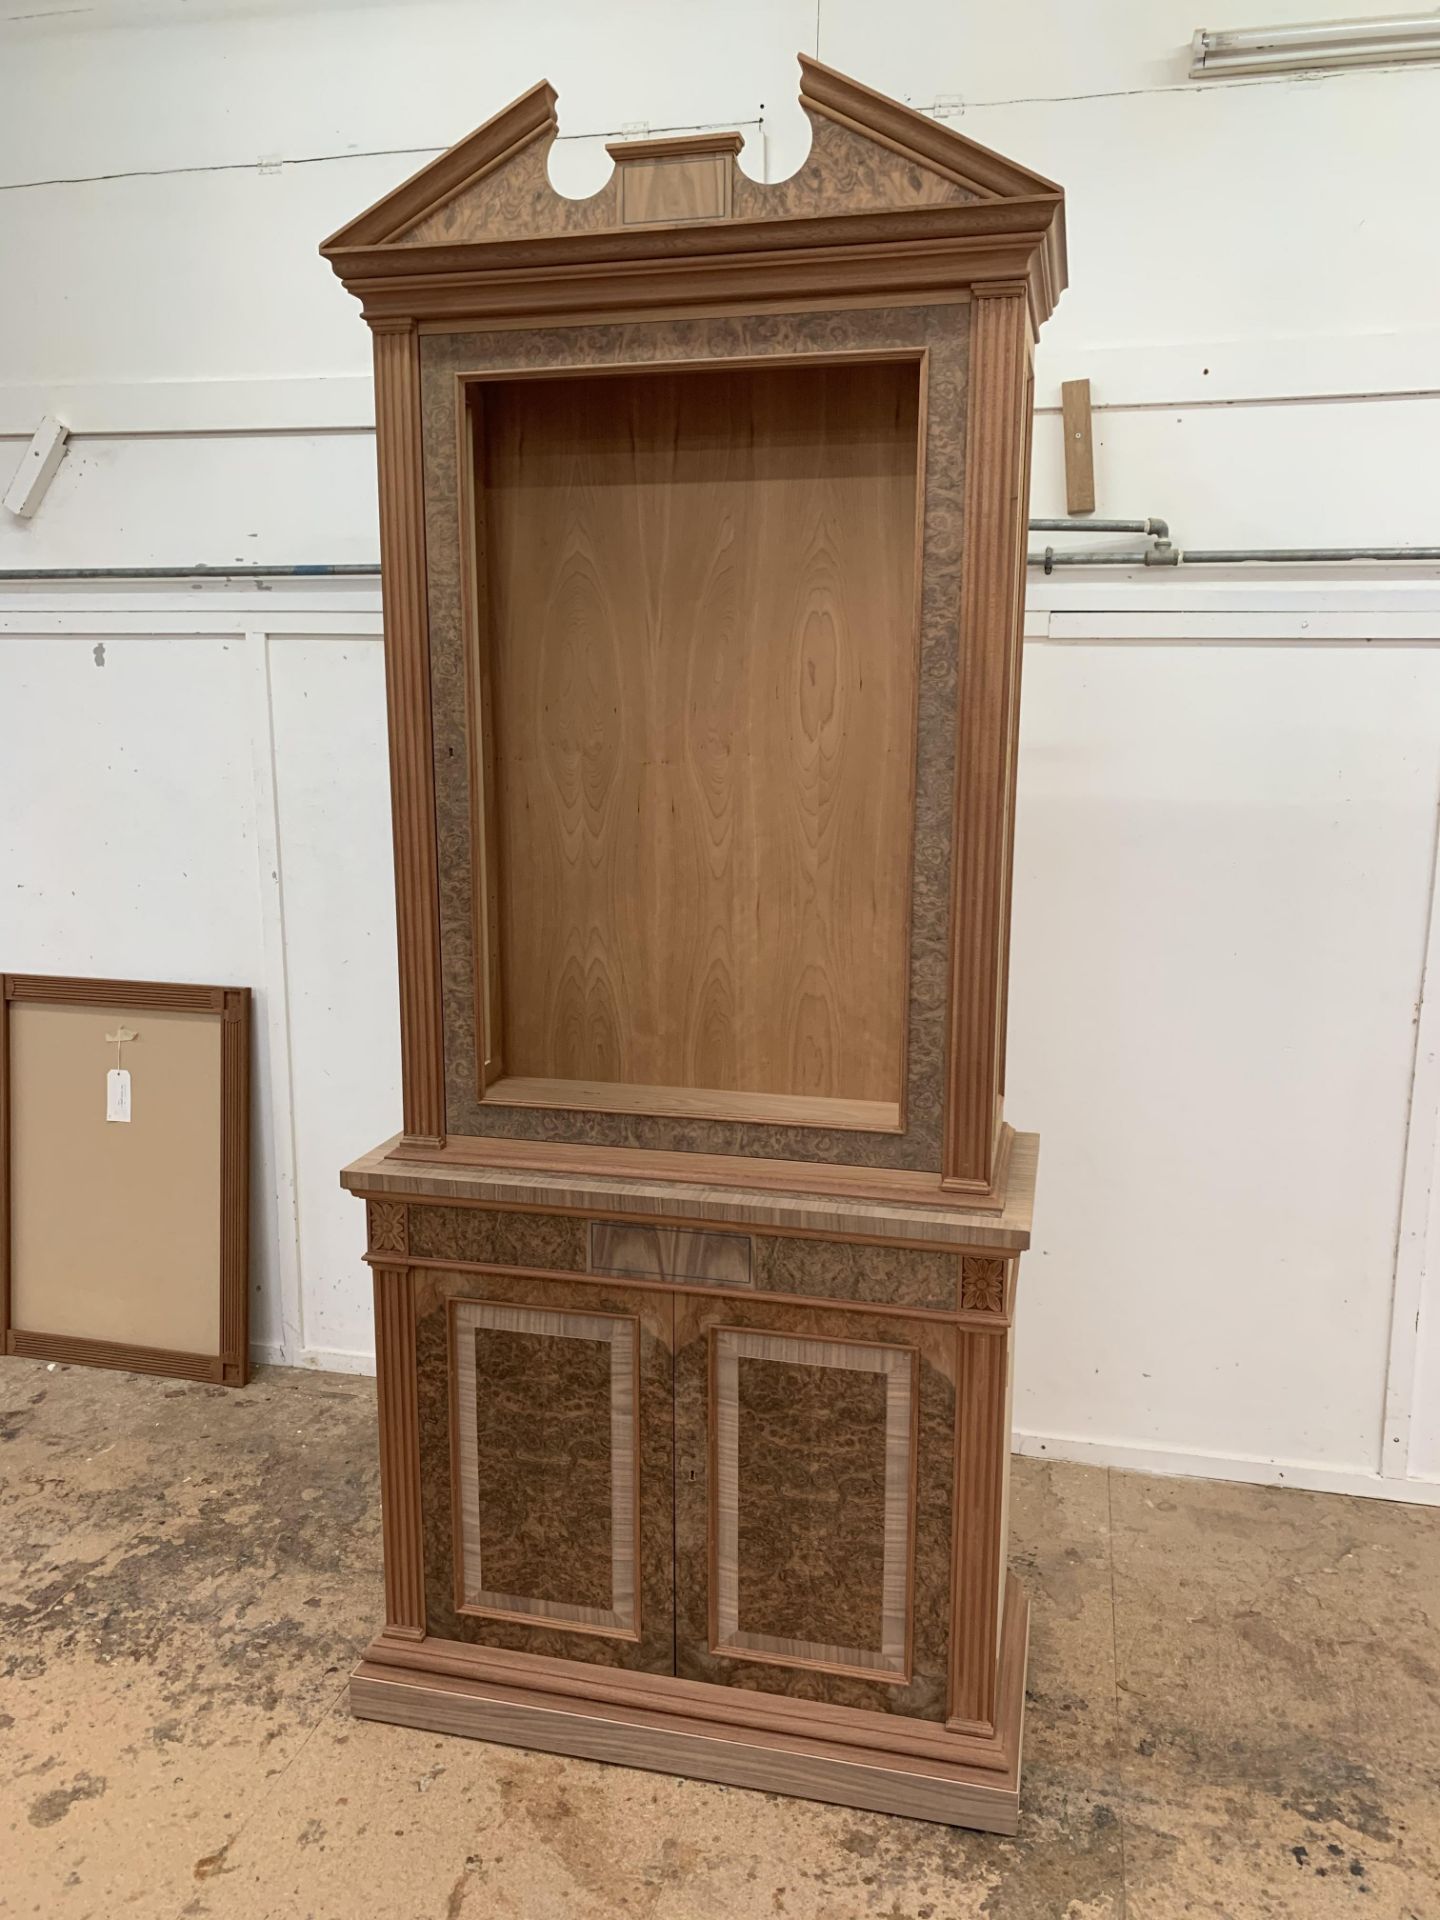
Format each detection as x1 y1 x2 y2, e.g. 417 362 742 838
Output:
481 1076 903 1134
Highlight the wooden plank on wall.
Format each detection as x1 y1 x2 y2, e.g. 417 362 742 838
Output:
1060 378 1094 515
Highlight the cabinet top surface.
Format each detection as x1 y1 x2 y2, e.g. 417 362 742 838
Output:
341 1132 1038 1253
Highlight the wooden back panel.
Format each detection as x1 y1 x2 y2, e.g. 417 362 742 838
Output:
478 360 921 1121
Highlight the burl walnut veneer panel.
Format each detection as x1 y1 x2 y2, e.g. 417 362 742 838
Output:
396 134 619 246
393 97 978 250
750 1234 958 1311
730 112 978 221
456 1304 633 1628
416 1268 673 1672
420 304 969 1168
674 1296 955 1719
728 1341 898 1661
407 1204 587 1268
478 362 918 1119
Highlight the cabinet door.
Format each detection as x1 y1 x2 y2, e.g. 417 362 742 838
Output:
414 1267 674 1674
673 1295 956 1720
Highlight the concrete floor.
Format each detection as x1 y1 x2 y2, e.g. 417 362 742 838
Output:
2 1362 1437 1920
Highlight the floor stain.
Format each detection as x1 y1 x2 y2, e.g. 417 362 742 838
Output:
28 1770 106 1826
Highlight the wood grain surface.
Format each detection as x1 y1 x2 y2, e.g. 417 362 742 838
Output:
713 1328 916 1677
674 1293 954 1720
616 152 732 227
374 1266 426 1635
343 1128 1041 1253
373 324 447 1147
481 1075 899 1133
349 1637 1023 1831
422 311 970 1172
944 286 1032 1190
477 361 921 1120
415 1268 677 1673
453 1299 638 1634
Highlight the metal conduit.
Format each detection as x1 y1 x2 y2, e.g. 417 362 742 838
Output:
1026 515 1440 571
1 541 1438 584
1030 517 1171 539
1031 545 1440 572
0 564 379 581
1184 546 1440 564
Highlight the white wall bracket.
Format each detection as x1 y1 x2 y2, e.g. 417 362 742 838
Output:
4 415 70 519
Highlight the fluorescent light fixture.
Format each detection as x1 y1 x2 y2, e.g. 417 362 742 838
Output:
1191 11 1440 76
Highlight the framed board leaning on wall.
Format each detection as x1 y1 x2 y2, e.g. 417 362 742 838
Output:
0 975 250 1386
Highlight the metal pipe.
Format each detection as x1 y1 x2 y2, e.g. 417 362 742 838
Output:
1030 546 1440 570
0 564 380 582
1031 551 1154 568
1030 516 1171 539
3 546 1436 584
1182 547 1440 565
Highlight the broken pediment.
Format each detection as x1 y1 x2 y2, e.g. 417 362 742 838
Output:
323 55 1063 254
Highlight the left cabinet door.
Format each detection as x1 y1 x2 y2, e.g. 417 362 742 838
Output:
414 1267 675 1675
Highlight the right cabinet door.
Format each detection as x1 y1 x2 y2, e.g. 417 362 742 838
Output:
673 1294 957 1721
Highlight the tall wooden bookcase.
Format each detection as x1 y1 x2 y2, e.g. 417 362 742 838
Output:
326 56 1065 1832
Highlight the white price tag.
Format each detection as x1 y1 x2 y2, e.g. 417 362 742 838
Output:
106 1067 132 1123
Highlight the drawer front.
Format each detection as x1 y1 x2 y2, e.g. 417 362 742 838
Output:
589 1221 752 1287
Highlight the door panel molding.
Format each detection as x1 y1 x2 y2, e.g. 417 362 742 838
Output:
453 1298 640 1637
674 1293 956 1720
710 1326 917 1680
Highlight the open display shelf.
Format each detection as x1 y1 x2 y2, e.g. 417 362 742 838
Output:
470 358 921 1133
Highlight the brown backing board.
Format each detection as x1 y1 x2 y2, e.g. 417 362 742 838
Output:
1 975 250 1386
473 359 921 1125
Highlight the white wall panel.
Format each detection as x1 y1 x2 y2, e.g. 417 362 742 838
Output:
1025 395 1440 541
817 0 1360 103
0 435 378 571
266 634 399 1364
1007 642 1440 1473
0 630 284 1351
1410 1258 1440 1483
0 166 377 391
0 0 810 185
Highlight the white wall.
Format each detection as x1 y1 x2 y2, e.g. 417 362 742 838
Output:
2 0 1439 1500
1011 580 1440 1501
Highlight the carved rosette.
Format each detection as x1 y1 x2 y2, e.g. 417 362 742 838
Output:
367 1200 409 1258
960 1257 1007 1314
